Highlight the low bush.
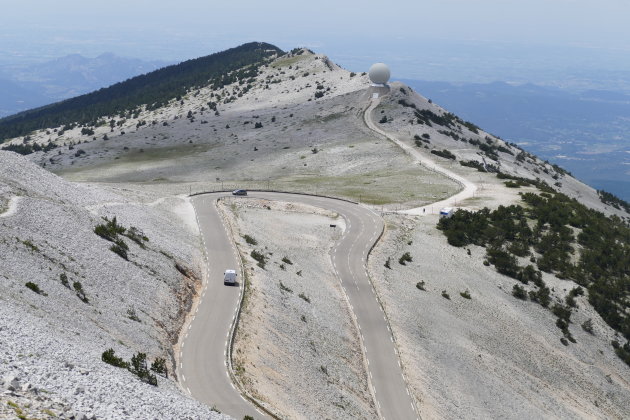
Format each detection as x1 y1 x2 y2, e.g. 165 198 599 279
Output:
243 235 258 245
430 149 456 160
25 282 43 295
73 281 89 303
512 284 527 300
102 348 129 369
94 217 126 241
459 160 487 172
441 290 451 300
399 252 412 265
282 256 293 265
251 249 267 268
110 240 129 260
123 227 148 247
127 307 141 322
60 272 70 288
150 357 168 378
130 352 158 386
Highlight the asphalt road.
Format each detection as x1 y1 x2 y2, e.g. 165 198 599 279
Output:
180 192 418 420
364 97 477 216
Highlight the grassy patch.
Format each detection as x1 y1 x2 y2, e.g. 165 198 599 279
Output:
280 169 458 205
271 55 308 68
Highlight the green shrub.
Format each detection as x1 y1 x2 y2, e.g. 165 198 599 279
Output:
460 290 472 299
94 217 126 242
552 304 572 322
123 226 148 247
60 272 70 288
110 240 129 260
251 249 267 268
384 257 391 269
430 149 456 160
487 247 519 278
299 293 310 303
399 252 412 265
279 282 292 293
73 281 89 303
416 281 426 291
130 352 158 386
528 286 551 307
282 256 293 265
517 265 541 284
25 282 43 295
459 160 487 172
243 235 258 245
512 284 527 300
102 348 129 369
21 239 39 252
127 307 140 322
441 290 450 300
150 357 168 378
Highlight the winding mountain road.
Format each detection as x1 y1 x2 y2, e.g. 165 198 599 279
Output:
364 97 478 215
180 192 418 419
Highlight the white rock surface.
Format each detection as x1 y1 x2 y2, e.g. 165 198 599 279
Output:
0 151 230 419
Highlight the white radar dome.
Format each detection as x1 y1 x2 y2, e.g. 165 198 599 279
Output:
368 63 390 85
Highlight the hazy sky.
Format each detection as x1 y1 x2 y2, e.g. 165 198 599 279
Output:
2 0 630 83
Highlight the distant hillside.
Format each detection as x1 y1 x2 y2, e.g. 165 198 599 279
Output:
0 53 170 117
0 78 50 117
401 79 630 201
0 42 283 141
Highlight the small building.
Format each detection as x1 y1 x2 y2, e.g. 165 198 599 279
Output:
439 207 454 218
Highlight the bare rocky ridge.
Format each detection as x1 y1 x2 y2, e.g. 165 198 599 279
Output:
0 152 228 419
219 198 377 420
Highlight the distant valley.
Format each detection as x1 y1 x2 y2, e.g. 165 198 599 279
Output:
403 79 630 200
0 53 170 117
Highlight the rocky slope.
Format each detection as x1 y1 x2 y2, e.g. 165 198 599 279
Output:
369 214 630 419
219 198 377 420
0 151 228 419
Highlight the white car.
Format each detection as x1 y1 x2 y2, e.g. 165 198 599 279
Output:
223 269 237 285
